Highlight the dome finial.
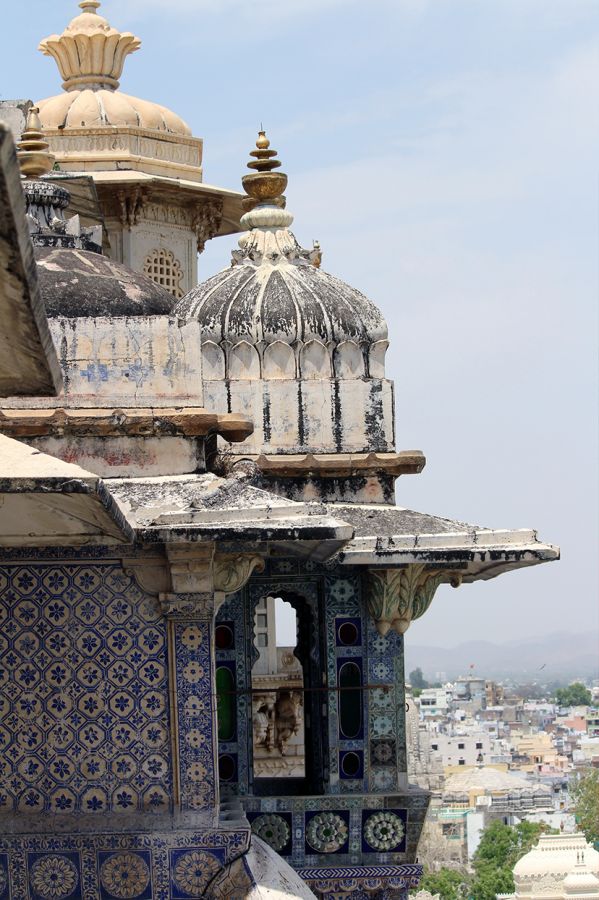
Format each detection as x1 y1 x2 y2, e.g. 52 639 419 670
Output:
242 130 288 210
39 3 141 92
17 107 55 179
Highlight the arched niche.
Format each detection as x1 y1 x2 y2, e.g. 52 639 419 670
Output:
369 340 389 378
299 340 331 379
202 340 226 381
228 340 261 380
263 341 295 380
334 340 364 379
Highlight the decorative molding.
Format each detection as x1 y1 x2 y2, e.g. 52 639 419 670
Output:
116 186 148 227
159 591 215 619
213 554 265 594
122 557 169 595
367 565 462 635
166 544 215 595
193 200 223 253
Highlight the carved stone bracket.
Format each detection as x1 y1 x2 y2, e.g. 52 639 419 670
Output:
192 199 223 253
117 186 148 227
166 544 215 594
214 553 265 594
367 565 462 635
159 591 215 619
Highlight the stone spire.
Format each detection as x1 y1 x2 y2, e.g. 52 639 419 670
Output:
39 1 141 92
235 131 321 268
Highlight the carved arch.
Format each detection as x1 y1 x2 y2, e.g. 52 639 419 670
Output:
369 340 389 378
334 340 364 378
300 339 331 379
262 340 295 380
228 340 260 380
202 340 226 381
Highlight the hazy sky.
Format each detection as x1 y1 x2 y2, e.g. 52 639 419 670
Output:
2 0 597 648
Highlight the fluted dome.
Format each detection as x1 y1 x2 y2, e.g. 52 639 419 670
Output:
175 236 387 346
175 134 387 349
36 2 191 136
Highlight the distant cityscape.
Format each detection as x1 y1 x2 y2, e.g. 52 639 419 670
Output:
406 666 598 869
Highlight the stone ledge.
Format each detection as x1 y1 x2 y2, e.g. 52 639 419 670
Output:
0 407 253 442
248 451 426 478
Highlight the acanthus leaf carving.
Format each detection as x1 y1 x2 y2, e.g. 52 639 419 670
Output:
367 565 462 635
193 199 223 253
213 553 265 594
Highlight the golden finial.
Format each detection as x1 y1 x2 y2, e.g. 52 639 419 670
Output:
242 131 288 210
17 107 55 179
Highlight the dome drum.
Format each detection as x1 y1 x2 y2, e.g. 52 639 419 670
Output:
200 338 389 382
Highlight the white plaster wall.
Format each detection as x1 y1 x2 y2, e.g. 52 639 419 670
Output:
3 317 203 408
29 435 203 478
126 222 197 295
203 377 395 455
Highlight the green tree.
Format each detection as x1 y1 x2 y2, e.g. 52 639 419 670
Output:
555 683 592 706
410 667 428 690
417 868 470 900
469 820 551 900
571 768 599 846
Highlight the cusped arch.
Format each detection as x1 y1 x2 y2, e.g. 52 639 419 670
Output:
334 340 364 379
262 341 295 380
202 340 226 381
299 340 331 379
369 340 388 378
228 340 261 380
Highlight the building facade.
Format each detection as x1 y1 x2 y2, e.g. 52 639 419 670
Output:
0 6 560 898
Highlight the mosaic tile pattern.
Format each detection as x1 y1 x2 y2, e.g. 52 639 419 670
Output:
171 620 217 811
0 830 249 900
0 564 171 815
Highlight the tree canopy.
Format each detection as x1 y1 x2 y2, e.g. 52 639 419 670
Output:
571 768 599 845
413 820 553 900
555 683 592 707
410 667 428 690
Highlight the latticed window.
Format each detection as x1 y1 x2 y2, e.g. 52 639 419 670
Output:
143 248 184 298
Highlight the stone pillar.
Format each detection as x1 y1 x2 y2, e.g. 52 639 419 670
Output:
157 547 264 819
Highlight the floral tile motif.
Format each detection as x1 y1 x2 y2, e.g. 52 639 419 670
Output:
361 809 408 854
172 621 216 811
0 564 171 815
98 850 152 900
26 851 82 900
169 848 224 899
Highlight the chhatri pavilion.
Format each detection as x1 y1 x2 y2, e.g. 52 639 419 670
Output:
0 4 559 898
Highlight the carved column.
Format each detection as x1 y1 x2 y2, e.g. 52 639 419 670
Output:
158 547 264 818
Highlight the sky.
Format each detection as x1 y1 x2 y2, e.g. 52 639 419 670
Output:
1 1 597 649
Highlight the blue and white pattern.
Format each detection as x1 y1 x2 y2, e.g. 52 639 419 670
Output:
171 620 217 811
0 564 171 815
0 831 248 900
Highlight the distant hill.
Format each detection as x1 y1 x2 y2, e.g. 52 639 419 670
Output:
405 631 599 681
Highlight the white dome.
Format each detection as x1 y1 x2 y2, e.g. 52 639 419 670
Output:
37 2 190 136
514 835 599 883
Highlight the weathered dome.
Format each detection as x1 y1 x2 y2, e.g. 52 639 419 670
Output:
35 247 175 317
175 241 388 346
175 133 387 349
36 2 191 137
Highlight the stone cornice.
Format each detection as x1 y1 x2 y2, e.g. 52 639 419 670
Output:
249 450 426 478
0 407 253 443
